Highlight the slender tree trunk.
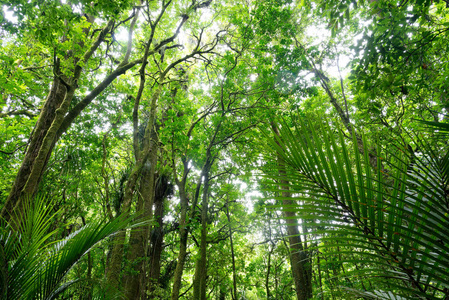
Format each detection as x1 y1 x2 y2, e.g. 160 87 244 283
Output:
193 258 202 299
323 253 336 300
218 287 226 300
272 123 312 300
301 221 312 293
121 24 160 295
266 247 272 300
225 198 238 300
193 163 210 300
104 165 141 289
86 251 93 300
171 158 208 300
81 216 93 300
281 176 312 300
106 145 153 290
317 252 324 300
171 179 190 300
124 128 159 299
274 262 279 299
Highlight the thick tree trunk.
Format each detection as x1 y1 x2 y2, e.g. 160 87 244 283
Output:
123 161 156 299
22 83 77 197
2 76 67 219
106 82 163 291
148 175 168 294
1 20 135 221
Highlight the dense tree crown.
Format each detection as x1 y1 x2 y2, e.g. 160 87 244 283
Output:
1 0 448 299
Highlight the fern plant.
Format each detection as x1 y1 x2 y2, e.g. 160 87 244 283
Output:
262 118 449 299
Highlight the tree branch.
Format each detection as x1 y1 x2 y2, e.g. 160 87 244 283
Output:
57 58 142 138
0 110 36 118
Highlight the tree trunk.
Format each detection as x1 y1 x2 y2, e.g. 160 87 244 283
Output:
272 123 312 300
193 258 202 299
81 216 93 300
171 178 190 300
316 251 324 300
266 247 272 300
1 21 116 220
105 81 164 291
123 160 156 299
193 163 210 300
225 198 238 300
1 19 138 221
171 158 208 300
218 286 226 300
105 160 151 290
104 166 140 289
124 126 159 300
281 173 312 300
2 75 67 219
148 174 168 294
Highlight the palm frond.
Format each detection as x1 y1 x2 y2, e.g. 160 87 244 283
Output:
0 195 150 300
261 118 449 299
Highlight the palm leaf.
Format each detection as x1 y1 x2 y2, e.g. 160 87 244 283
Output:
0 195 149 300
261 118 449 299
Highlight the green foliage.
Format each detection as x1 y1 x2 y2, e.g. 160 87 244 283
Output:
0 195 147 299
262 116 449 298
2 0 449 298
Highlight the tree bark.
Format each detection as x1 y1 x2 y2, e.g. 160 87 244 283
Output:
81 216 93 300
282 193 311 300
193 259 202 299
104 166 141 289
123 121 159 299
2 75 67 219
225 198 238 300
272 123 312 300
266 247 272 300
193 162 210 300
123 161 156 299
171 174 190 300
148 174 169 295
218 286 226 300
171 158 207 300
105 83 164 291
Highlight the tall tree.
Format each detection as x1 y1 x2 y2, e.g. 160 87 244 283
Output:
1 1 143 220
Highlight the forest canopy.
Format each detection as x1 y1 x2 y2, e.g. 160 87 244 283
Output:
1 0 449 299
